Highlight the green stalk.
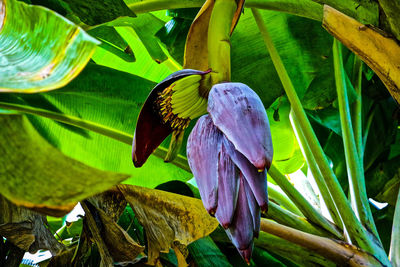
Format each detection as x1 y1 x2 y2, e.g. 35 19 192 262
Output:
290 110 343 228
252 9 389 263
128 0 323 21
267 202 334 237
350 56 363 160
269 164 342 238
0 101 191 172
333 39 379 240
268 183 303 216
207 0 237 84
389 188 400 266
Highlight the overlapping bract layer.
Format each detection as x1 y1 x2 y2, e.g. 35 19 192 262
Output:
187 82 273 263
208 83 273 171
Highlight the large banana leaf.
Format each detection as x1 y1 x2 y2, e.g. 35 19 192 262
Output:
0 0 98 92
0 63 192 188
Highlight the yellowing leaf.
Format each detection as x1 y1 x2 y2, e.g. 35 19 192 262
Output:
0 0 99 93
322 5 400 104
0 115 129 216
183 0 214 70
117 184 219 265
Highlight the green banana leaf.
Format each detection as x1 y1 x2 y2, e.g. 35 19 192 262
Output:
0 0 98 93
0 63 192 188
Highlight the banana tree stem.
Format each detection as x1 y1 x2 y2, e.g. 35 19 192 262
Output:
260 219 386 266
333 39 380 240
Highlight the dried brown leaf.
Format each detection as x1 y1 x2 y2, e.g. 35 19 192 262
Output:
117 184 219 265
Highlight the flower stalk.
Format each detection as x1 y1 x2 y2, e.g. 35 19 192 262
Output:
207 0 237 84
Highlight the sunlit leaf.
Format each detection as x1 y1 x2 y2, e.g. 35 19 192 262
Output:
0 115 129 216
267 97 304 174
92 27 174 82
0 0 98 93
0 64 192 188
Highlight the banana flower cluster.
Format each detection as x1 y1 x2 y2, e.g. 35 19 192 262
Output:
187 82 273 263
132 71 273 263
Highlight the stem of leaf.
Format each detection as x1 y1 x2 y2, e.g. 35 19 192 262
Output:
333 39 380 240
268 183 303 217
362 104 377 158
289 111 343 229
0 101 191 172
269 164 342 238
350 55 363 161
267 202 335 238
252 9 389 262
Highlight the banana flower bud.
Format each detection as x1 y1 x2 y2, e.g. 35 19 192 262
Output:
187 82 273 263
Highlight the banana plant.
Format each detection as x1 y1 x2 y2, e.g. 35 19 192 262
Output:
0 0 400 266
